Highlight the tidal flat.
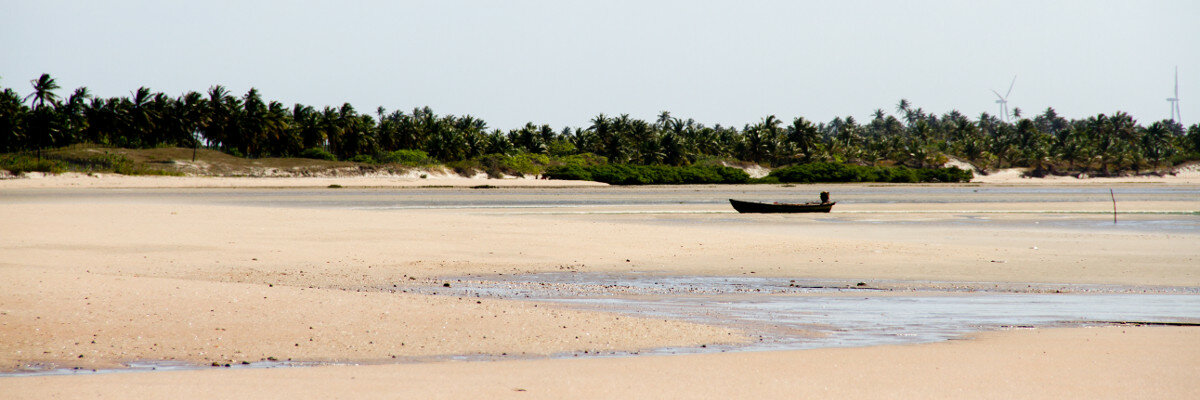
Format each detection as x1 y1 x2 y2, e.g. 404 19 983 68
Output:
2 181 1198 398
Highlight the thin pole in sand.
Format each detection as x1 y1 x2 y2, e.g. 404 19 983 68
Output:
1110 189 1117 224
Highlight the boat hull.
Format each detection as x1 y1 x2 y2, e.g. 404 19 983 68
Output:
729 199 835 213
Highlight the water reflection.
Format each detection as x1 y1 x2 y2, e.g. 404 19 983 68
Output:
435 273 1200 353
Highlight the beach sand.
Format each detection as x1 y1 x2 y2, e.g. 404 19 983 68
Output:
0 172 608 189
2 175 1198 397
5 326 1197 399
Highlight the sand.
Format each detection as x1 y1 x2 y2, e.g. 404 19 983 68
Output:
5 326 1197 399
0 172 608 189
2 176 1198 397
0 268 742 371
953 161 1200 185
3 161 1200 188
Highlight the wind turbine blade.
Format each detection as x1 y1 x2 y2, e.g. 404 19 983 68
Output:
992 90 1004 100
1176 67 1180 97
1005 75 1017 98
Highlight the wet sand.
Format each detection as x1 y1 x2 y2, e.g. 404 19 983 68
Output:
2 178 1198 397
6 326 1198 399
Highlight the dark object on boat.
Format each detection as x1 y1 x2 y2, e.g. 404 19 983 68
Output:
729 199 835 213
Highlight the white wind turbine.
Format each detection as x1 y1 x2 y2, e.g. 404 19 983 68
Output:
1167 66 1181 123
992 76 1016 123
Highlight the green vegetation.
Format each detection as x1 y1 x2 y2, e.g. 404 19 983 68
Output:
0 149 182 176
545 164 749 185
3 73 1199 179
298 147 336 161
478 153 550 177
769 162 972 183
346 154 376 164
377 149 429 164
543 162 966 185
434 152 607 179
0 153 66 174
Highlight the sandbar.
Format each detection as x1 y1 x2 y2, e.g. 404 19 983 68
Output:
2 178 1198 397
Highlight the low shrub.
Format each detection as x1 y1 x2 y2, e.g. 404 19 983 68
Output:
556 153 607 168
500 153 550 176
769 162 972 183
0 154 67 174
545 164 750 185
298 148 337 161
0 151 183 176
543 165 592 181
347 154 376 164
378 149 429 164
465 153 556 178
748 175 781 184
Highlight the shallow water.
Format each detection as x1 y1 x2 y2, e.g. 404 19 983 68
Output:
8 185 1198 232
427 273 1200 354
4 186 1197 375
2 360 313 378
554 293 1200 351
8 274 1198 377
8 185 1200 208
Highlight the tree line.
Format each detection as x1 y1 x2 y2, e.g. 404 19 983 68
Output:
3 73 1199 175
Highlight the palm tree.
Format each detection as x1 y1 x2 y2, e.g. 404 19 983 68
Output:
536 124 556 154
1109 112 1140 172
659 132 687 165
1012 119 1049 168
655 111 673 129
1034 107 1068 141
6 73 1199 175
588 113 626 162
1055 125 1091 172
203 85 234 151
786 117 820 161
628 120 660 164
239 88 268 156
24 73 61 159
836 116 863 159
291 104 324 150
171 91 207 161
485 129 514 155
1186 124 1200 155
742 116 781 164
0 85 27 152
1142 121 1174 170
895 99 910 116
125 87 157 147
24 73 61 109
59 87 91 145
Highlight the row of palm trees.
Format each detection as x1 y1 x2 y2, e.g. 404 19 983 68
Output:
3 73 1199 174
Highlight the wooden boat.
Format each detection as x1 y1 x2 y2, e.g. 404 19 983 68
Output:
729 199 835 213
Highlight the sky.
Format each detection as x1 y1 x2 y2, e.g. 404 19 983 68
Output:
2 0 1197 130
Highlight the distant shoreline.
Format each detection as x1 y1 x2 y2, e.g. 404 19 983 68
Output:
3 168 1200 189
0 172 609 189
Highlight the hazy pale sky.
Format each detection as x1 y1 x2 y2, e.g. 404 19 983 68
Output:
3 0 1197 130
